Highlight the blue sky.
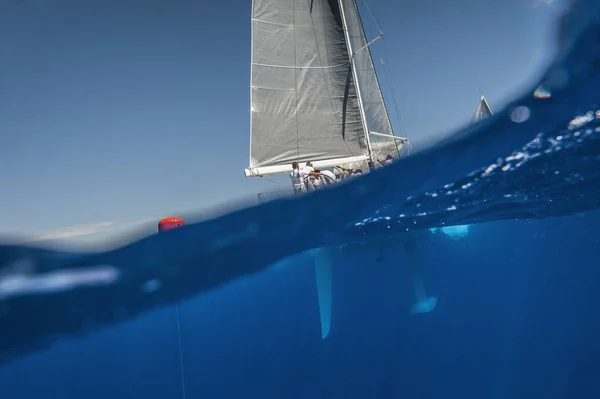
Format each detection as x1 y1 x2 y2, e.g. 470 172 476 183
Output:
0 0 564 239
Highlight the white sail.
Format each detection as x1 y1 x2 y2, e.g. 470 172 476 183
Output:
246 0 402 177
340 0 400 163
471 95 493 124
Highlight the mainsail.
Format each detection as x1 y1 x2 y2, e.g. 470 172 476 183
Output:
246 0 403 177
470 95 493 124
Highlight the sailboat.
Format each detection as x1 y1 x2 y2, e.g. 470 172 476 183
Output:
244 0 409 339
245 0 495 340
471 94 493 124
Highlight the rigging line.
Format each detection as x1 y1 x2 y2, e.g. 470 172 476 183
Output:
379 55 406 146
380 37 410 153
175 304 187 399
360 0 382 34
260 176 282 184
360 0 409 148
380 48 407 137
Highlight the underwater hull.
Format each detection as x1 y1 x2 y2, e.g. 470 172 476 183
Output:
312 229 438 340
313 248 334 339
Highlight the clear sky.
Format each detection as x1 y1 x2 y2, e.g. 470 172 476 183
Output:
0 0 565 239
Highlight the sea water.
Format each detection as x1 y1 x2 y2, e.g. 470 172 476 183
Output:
1 0 600 398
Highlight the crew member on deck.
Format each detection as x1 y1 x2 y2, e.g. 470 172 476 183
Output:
311 169 323 189
319 169 336 185
303 161 323 190
290 161 320 194
378 154 393 166
334 165 361 179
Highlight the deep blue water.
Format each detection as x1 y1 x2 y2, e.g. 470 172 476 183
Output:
2 215 600 398
1 0 600 397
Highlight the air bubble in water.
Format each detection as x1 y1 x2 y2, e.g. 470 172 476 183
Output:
142 279 162 293
510 106 531 123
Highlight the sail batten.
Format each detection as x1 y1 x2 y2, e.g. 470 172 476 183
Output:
248 0 398 175
252 61 350 70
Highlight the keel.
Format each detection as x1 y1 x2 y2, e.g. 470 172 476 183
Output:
403 242 437 314
313 248 333 339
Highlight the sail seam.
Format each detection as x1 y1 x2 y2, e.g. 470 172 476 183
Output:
252 61 350 69
252 18 291 27
250 85 295 91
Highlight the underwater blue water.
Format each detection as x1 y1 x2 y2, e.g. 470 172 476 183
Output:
3 216 600 399
1 0 600 397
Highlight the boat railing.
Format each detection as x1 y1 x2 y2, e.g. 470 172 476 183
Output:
256 173 343 205
256 188 294 204
255 159 397 205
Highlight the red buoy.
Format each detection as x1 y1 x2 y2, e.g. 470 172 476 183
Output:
158 216 185 232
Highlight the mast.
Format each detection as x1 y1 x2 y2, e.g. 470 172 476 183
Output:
338 0 374 162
